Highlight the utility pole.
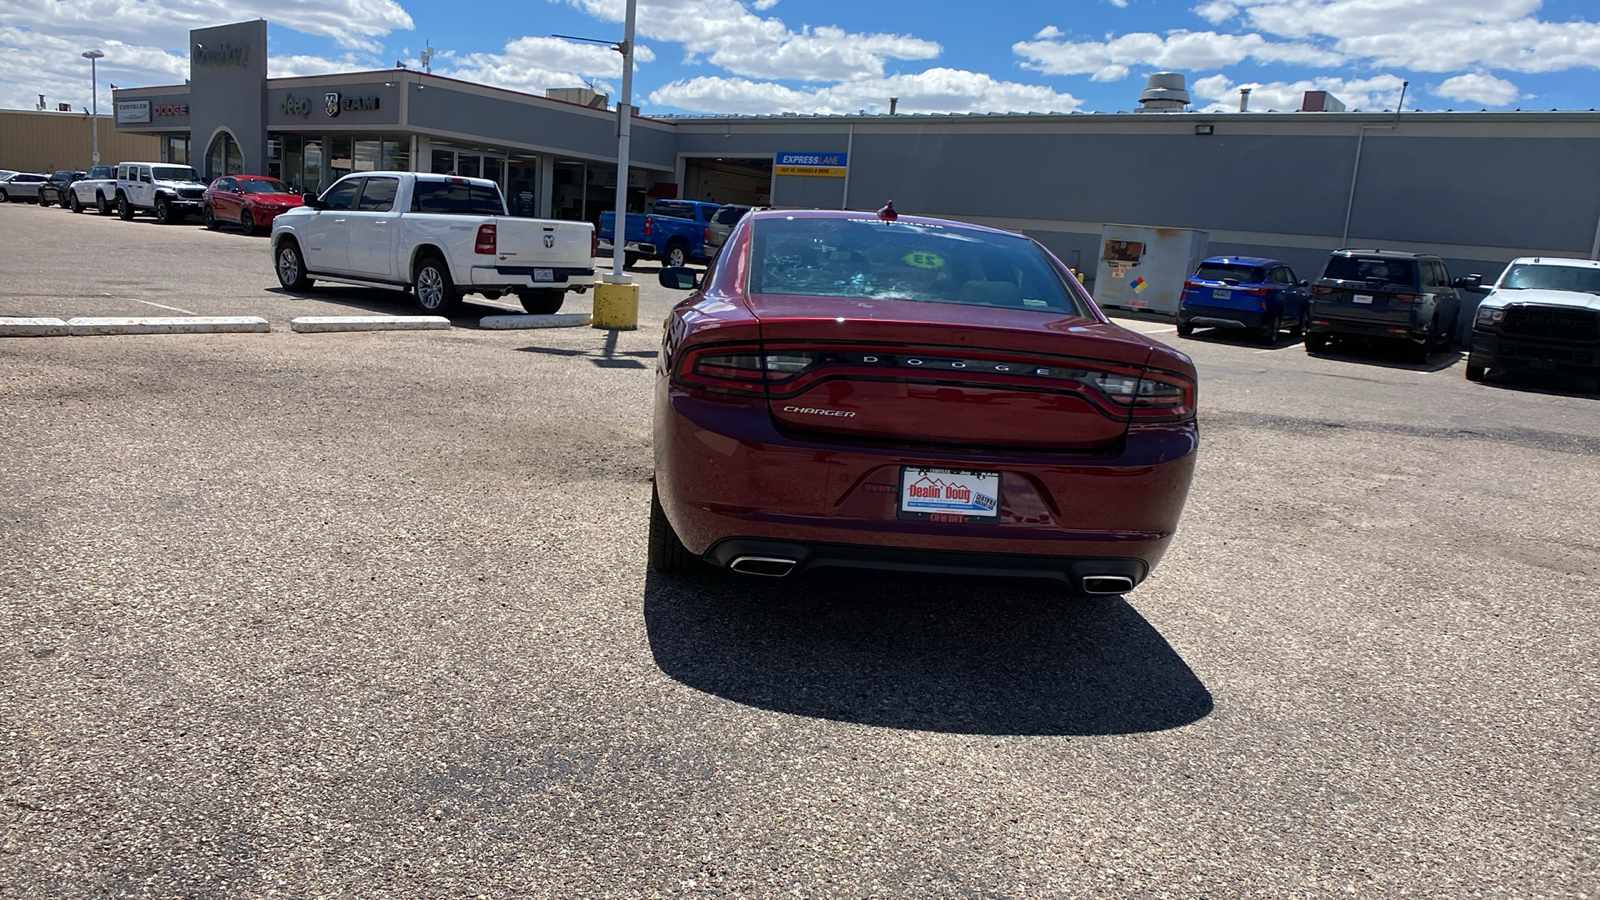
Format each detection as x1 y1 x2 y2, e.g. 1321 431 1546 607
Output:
82 49 105 165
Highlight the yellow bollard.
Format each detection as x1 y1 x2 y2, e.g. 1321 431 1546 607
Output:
591 279 640 330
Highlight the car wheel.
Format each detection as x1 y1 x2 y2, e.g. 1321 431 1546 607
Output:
95 194 110 215
0 189 9 203
1304 333 1328 353
38 192 51 207
204 205 218 230
648 484 702 576
240 208 255 234
1465 363 1486 382
117 195 134 220
623 252 641 269
1176 321 1194 337
518 290 565 315
154 196 174 224
412 255 459 315
1256 313 1282 345
274 240 314 292
664 241 688 269
1297 309 1310 337
69 192 83 214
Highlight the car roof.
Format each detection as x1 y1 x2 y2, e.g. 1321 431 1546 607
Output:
1200 255 1281 268
1506 255 1600 269
1331 249 1433 260
745 207 1027 240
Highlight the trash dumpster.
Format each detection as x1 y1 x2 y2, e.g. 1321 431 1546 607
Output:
1093 225 1209 316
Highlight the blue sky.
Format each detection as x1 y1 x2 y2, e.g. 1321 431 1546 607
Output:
4 0 1600 116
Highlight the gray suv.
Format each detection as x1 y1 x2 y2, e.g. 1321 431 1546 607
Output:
1306 250 1474 362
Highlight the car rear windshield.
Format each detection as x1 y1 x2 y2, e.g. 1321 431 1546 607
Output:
1499 263 1600 295
651 202 698 220
153 166 200 183
713 206 748 225
1322 256 1417 286
1194 263 1266 284
411 180 505 215
749 217 1084 314
239 178 293 194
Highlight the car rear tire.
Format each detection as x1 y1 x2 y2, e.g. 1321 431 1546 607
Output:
518 290 565 315
1176 321 1194 337
204 205 218 230
623 252 640 269
117 194 134 220
664 241 689 269
38 192 51 207
69 192 83 214
1304 333 1328 353
648 484 702 576
412 255 460 315
1256 314 1281 345
274 240 314 292
1465 363 1486 382
0 189 9 203
240 208 255 234
95 194 110 215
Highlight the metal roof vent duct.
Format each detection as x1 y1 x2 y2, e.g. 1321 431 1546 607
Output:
1136 72 1191 112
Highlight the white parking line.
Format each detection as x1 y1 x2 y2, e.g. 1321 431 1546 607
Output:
1130 325 1177 334
1254 345 1299 353
134 299 200 315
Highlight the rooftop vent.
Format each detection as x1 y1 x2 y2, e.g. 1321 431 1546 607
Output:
545 87 608 109
1136 73 1190 113
1301 90 1346 112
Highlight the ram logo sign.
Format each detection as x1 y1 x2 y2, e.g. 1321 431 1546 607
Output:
325 92 342 117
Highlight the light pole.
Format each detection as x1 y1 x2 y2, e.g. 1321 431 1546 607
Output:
82 49 104 165
609 0 637 282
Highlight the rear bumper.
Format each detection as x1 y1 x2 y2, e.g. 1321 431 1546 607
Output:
1179 303 1273 329
470 265 595 290
1307 313 1427 342
1469 330 1600 375
656 385 1198 580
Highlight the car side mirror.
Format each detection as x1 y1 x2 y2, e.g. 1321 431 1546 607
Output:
302 192 326 210
1297 279 1309 287
658 267 699 290
1453 274 1488 292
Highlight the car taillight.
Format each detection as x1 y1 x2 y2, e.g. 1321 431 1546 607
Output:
1311 285 1333 295
704 226 710 244
644 217 653 238
1392 293 1422 303
1245 286 1272 296
676 344 768 396
1184 279 1203 290
475 223 496 255
1087 371 1196 422
591 228 597 259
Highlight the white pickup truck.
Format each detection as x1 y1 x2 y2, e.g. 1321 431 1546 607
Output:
114 161 208 224
270 171 595 315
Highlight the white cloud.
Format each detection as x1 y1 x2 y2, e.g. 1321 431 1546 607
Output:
1109 0 1129 8
563 0 939 82
0 25 187 112
648 67 1081 116
1014 29 1344 78
1192 0 1237 24
438 36 659 97
752 0 779 8
1190 73 1410 112
1433 72 1521 106
0 0 411 52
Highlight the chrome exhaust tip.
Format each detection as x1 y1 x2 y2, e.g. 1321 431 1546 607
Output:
1081 575 1135 595
728 556 797 578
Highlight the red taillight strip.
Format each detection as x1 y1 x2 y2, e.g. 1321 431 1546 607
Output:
674 342 767 396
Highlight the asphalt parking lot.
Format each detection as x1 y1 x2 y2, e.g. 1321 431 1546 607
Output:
2 201 1597 898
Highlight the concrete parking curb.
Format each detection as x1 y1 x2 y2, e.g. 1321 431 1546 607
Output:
289 315 452 333
478 313 593 330
0 317 70 337
67 316 271 335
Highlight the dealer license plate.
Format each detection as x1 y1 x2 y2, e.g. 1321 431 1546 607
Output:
1353 293 1373 304
899 467 1000 520
533 268 554 282
1212 288 1231 299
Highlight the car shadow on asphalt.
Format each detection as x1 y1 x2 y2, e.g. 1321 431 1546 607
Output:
1305 336 1465 373
1471 369 1600 399
642 570 1213 736
1176 327 1305 350
264 285 529 323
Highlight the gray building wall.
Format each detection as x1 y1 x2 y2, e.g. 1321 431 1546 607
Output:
188 20 267 178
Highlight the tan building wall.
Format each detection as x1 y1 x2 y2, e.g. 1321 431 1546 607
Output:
0 108 160 173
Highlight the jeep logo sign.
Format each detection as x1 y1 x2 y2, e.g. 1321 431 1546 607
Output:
281 94 311 117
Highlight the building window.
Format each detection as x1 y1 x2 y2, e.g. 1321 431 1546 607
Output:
163 136 190 165
206 133 243 179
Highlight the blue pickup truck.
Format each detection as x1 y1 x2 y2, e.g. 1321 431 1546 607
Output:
598 200 719 268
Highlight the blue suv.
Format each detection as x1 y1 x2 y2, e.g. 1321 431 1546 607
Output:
1178 256 1311 344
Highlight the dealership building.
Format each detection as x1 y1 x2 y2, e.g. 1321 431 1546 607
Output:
111 19 1600 303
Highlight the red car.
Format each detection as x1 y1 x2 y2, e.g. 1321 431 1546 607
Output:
650 207 1198 595
203 175 303 234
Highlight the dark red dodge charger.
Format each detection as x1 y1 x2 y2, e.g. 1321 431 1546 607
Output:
651 208 1197 595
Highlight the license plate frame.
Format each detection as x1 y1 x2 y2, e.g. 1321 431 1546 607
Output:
1353 293 1374 304
898 467 1001 522
1211 288 1232 299
533 268 555 282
